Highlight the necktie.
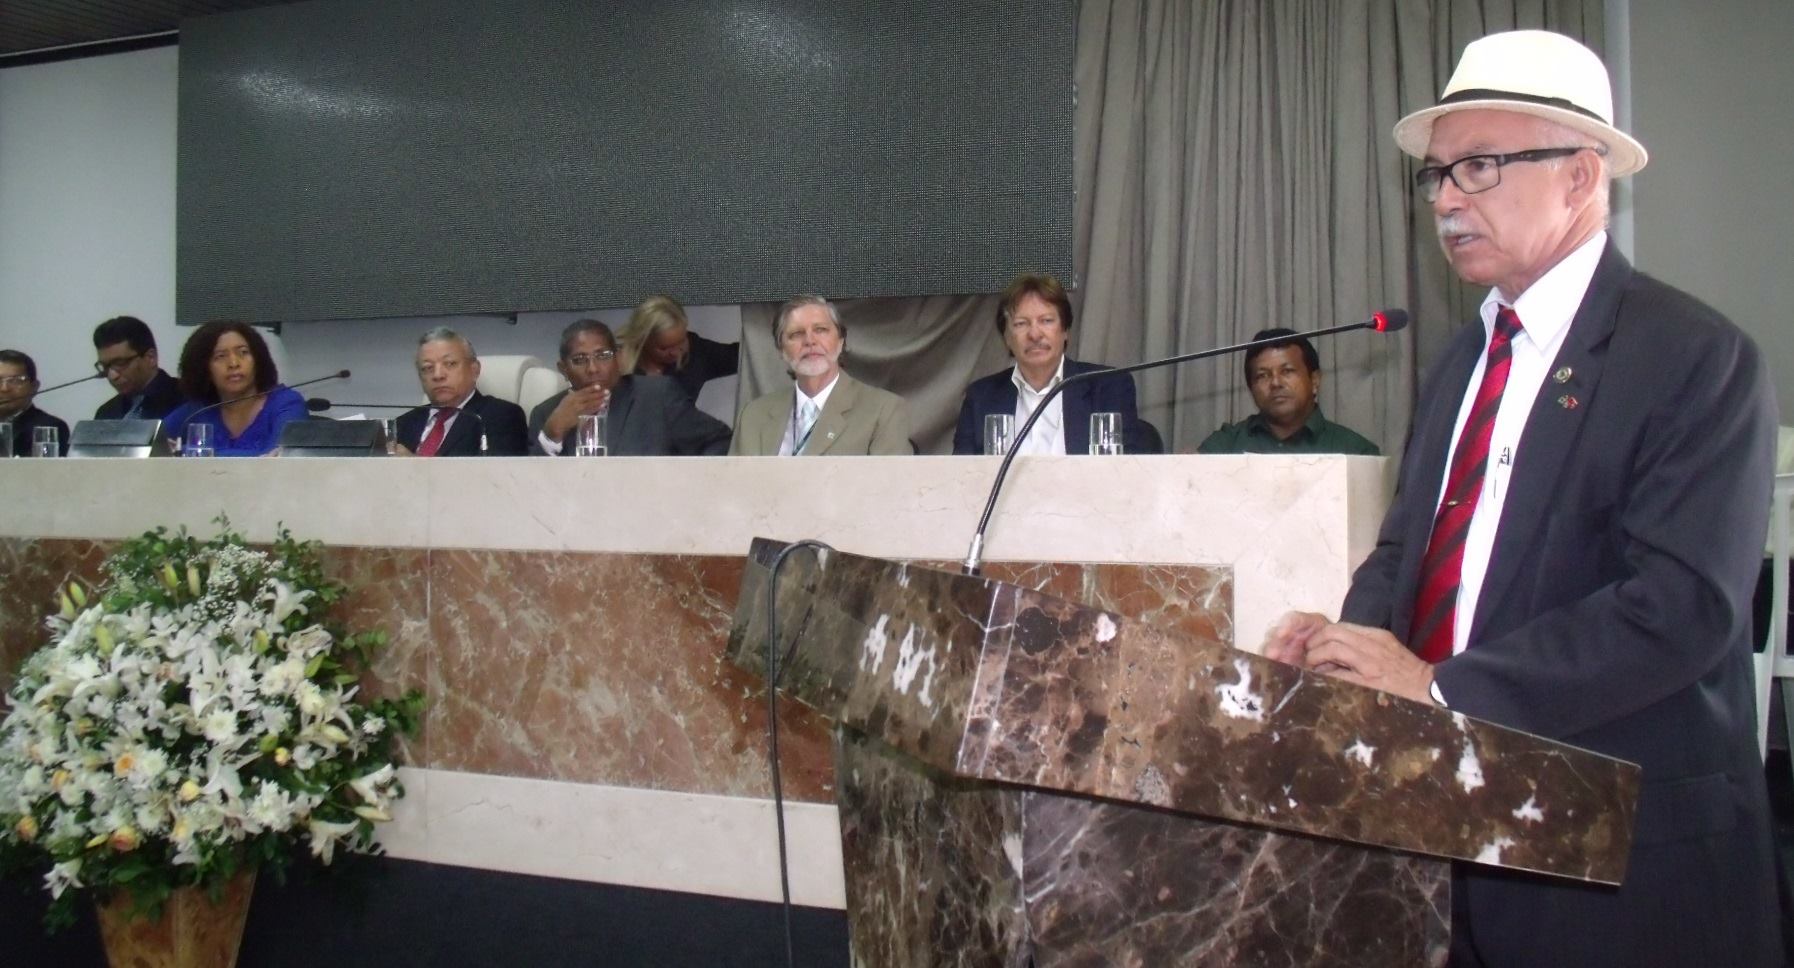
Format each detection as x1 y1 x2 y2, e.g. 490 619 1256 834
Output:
1409 307 1524 664
792 398 820 455
417 407 457 457
124 396 144 419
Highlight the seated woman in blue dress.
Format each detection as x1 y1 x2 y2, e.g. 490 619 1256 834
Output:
163 321 307 456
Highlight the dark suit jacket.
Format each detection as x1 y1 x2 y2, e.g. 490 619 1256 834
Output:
1341 243 1786 967
655 332 739 403
395 390 529 457
6 405 70 456
94 370 184 421
528 375 731 456
951 359 1152 455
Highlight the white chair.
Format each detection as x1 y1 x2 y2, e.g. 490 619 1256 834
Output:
1754 426 1794 760
473 354 545 404
518 365 569 421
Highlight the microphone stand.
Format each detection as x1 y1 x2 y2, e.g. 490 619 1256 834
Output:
961 313 1406 575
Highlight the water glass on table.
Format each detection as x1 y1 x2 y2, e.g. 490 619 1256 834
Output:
983 413 1015 456
32 426 60 458
0 423 12 457
576 412 608 457
183 424 215 458
1089 412 1124 455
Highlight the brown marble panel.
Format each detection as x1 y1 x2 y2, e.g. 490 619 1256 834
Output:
837 728 1029 968
1022 796 1447 967
730 539 1640 885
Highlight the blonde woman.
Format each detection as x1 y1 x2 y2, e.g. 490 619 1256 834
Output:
616 295 739 402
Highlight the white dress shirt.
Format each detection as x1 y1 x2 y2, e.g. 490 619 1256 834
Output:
778 374 839 456
1011 358 1068 456
1437 230 1607 658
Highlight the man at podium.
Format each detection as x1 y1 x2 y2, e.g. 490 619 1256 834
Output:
1264 30 1788 967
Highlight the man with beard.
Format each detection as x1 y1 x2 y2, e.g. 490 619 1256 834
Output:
1262 30 1787 967
730 295 910 456
530 318 731 456
1196 328 1379 454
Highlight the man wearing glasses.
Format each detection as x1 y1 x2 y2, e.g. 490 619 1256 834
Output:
0 350 70 456
92 316 183 421
1262 30 1788 967
529 319 731 456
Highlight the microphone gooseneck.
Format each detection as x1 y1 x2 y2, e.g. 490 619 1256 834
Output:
960 310 1408 575
35 373 106 395
178 370 351 436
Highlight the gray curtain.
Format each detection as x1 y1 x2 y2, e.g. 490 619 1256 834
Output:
739 0 1605 456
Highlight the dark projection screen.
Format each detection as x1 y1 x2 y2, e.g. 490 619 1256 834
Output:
176 0 1073 323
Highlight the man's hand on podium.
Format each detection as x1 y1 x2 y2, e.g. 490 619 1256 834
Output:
1263 612 1437 706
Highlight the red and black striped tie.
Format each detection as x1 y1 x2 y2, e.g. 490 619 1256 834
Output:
1409 307 1523 664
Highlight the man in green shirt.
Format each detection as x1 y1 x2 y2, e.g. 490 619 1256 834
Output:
1196 328 1380 455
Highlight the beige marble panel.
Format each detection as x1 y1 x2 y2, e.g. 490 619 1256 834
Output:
0 455 1388 648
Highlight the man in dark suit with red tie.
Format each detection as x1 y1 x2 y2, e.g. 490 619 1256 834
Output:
1262 31 1787 967
395 327 529 457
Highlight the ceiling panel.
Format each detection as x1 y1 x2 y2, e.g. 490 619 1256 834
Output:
0 0 303 61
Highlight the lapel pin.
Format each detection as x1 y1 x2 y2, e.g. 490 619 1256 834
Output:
1552 366 1573 384
827 431 837 439
1557 394 1579 410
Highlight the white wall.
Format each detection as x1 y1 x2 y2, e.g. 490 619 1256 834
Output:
0 47 180 422
0 46 739 429
1626 0 1794 422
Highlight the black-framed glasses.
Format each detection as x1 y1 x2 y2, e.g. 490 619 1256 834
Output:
565 350 617 367
1414 146 1602 202
0 375 33 389
94 352 145 375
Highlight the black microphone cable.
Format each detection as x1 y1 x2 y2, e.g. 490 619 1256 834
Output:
762 538 834 968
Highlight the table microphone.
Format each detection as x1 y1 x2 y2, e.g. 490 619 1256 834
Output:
960 310 1409 575
176 370 351 436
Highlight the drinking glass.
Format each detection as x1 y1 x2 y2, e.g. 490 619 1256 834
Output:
0 423 12 457
983 413 1015 456
32 426 60 458
576 412 608 457
379 418 400 456
183 423 216 458
1089 412 1124 456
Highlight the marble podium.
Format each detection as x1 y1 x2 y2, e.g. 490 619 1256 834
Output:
728 538 1641 967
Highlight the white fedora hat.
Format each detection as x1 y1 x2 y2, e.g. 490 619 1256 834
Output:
1393 30 1647 177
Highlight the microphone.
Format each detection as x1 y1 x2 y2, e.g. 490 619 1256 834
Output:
960 310 1409 575
35 373 106 394
177 370 351 436
305 397 333 413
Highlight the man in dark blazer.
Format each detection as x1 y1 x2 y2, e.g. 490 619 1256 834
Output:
529 319 731 456
395 327 529 457
1263 31 1787 967
91 316 184 421
0 350 70 456
952 273 1152 455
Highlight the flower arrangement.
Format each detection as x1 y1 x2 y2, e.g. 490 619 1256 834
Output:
0 523 423 930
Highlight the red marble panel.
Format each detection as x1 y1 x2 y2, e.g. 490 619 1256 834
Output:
423 550 837 801
0 539 112 695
